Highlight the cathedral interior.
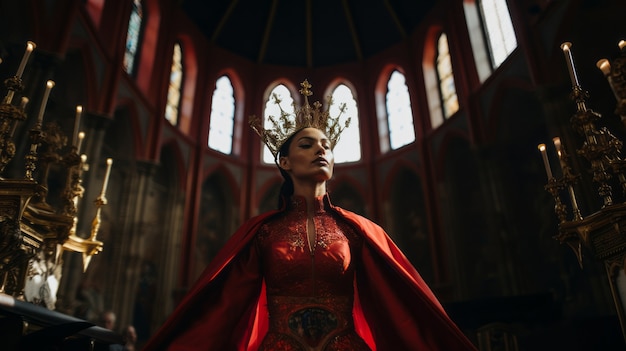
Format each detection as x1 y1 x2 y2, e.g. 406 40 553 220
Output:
1 0 626 350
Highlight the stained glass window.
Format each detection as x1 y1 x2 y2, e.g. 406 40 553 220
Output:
436 33 459 119
479 0 517 68
386 71 415 150
208 76 235 154
123 0 143 75
165 43 183 126
331 84 360 163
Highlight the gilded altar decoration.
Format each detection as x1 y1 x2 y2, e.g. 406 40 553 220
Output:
539 40 626 342
0 41 112 309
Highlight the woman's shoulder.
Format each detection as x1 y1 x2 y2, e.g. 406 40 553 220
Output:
232 211 278 233
239 209 286 229
330 206 383 231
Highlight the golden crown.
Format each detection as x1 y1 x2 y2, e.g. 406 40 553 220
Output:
249 80 351 159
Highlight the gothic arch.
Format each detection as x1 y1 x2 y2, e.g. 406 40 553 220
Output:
484 77 537 144
384 164 435 284
114 98 146 159
202 162 241 206
323 77 359 102
374 64 416 154
263 78 301 107
330 175 367 216
63 40 99 110
432 128 471 179
482 80 562 295
204 69 245 155
135 0 162 93
194 167 237 279
256 173 283 214
438 134 491 298
158 139 187 191
85 0 105 27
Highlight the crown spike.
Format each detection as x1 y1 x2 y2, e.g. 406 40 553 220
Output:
299 80 313 97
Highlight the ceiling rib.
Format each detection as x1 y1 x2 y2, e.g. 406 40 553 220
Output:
341 0 363 61
210 0 239 42
306 0 313 68
383 0 407 38
257 0 279 63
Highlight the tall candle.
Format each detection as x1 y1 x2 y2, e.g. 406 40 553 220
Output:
37 80 55 126
596 59 610 76
552 137 568 172
73 105 83 146
76 132 85 154
560 42 580 87
100 158 113 197
16 41 36 79
538 144 553 179
597 58 623 102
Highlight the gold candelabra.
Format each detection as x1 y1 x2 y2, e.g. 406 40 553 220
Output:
539 40 626 343
0 42 113 309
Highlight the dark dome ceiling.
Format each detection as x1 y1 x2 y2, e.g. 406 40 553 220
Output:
180 0 437 68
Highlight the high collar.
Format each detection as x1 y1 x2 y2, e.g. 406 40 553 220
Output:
289 193 333 214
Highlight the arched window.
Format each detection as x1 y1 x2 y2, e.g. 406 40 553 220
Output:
165 43 183 126
123 0 144 75
464 0 517 81
331 84 360 163
479 0 517 69
436 33 459 119
386 71 415 150
208 75 235 154
263 84 294 164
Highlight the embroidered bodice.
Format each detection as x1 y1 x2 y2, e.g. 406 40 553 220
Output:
255 195 370 350
256 195 360 298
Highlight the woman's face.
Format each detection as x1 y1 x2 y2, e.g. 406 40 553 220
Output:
279 128 334 183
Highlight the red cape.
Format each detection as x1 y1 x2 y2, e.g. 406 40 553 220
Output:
143 205 477 350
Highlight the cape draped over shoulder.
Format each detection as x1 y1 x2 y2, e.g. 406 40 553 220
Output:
142 203 477 351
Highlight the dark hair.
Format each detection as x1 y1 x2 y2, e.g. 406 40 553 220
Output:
276 133 296 209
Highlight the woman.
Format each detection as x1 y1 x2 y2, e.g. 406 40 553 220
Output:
142 80 477 350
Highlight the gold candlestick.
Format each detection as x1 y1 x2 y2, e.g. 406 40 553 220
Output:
36 80 54 128
4 41 36 105
73 105 82 147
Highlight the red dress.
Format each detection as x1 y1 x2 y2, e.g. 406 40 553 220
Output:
256 196 370 350
142 195 477 351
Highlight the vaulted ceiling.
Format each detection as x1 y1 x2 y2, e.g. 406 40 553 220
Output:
180 0 437 68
